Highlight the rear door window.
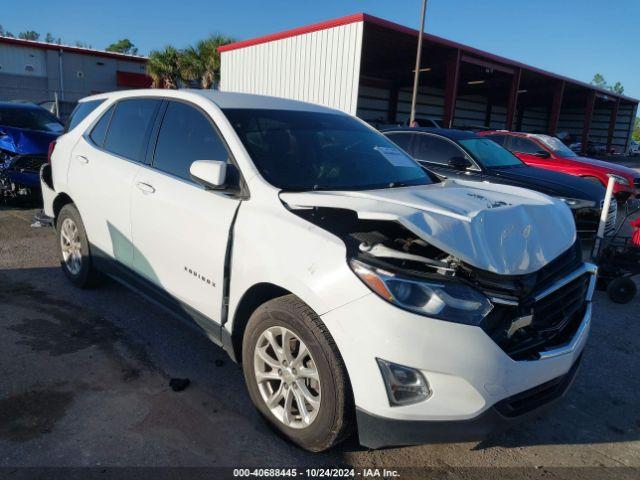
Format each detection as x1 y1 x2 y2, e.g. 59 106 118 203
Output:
153 101 229 181
66 99 105 132
103 99 161 162
509 136 542 154
413 134 465 165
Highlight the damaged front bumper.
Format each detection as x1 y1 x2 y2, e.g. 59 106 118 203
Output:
321 262 595 449
356 352 583 448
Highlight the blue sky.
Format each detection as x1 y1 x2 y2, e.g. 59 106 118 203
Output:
5 0 639 99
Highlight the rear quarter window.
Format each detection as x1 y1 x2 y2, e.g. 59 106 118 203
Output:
65 99 105 132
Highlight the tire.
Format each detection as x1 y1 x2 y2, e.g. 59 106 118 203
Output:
607 277 637 304
56 203 102 288
242 294 354 451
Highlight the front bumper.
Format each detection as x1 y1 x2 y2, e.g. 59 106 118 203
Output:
321 264 595 449
357 353 582 448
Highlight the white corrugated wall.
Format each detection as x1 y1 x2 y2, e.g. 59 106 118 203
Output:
220 22 364 115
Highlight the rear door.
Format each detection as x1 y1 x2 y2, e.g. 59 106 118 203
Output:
130 100 242 324
67 98 161 267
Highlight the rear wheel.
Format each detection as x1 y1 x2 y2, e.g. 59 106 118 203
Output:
242 295 353 451
56 204 101 288
607 277 637 304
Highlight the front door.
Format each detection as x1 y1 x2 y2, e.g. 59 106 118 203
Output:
130 100 242 324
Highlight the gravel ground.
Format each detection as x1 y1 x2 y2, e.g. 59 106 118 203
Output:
0 206 639 478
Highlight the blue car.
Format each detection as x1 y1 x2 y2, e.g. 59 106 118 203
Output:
0 102 63 201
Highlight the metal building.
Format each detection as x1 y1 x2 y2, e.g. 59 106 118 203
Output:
219 13 638 154
0 36 150 105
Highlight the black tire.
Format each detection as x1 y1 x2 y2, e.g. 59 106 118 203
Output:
242 294 354 452
56 203 102 288
607 277 637 304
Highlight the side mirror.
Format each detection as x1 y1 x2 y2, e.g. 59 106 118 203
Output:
190 160 227 189
447 156 472 170
534 150 551 159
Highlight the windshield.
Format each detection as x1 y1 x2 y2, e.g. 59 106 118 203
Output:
458 138 522 167
534 134 577 157
0 105 63 133
223 108 432 191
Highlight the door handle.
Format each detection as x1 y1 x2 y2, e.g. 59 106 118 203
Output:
76 155 89 164
136 182 156 194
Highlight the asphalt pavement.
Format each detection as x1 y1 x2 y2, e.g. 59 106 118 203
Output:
0 206 639 476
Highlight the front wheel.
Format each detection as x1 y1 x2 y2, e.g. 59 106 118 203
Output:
242 295 353 451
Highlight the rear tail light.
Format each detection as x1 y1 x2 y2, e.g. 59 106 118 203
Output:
47 140 57 164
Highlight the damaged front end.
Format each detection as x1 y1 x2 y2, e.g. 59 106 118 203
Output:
0 149 47 201
282 181 595 361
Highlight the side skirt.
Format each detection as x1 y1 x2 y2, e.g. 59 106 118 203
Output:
90 245 235 359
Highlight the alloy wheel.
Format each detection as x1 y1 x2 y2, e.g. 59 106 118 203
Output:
253 326 321 429
60 217 82 275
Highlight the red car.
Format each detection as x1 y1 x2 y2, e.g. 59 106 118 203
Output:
479 131 639 201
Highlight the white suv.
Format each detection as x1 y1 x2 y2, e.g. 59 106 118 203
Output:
40 89 595 451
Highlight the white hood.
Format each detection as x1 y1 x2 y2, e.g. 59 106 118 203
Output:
280 179 576 275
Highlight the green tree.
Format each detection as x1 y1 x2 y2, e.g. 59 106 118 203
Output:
591 73 625 95
106 38 138 55
611 81 624 95
178 34 234 89
18 30 39 41
591 73 607 89
44 32 55 43
74 41 92 48
633 117 640 142
147 46 182 89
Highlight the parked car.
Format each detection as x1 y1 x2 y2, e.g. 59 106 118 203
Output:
479 131 639 201
383 127 613 237
0 101 63 201
41 89 594 451
630 140 640 156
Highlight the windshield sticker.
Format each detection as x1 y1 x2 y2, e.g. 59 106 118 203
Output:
374 146 416 168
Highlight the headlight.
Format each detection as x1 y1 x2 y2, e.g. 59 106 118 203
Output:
558 197 596 209
349 258 493 325
606 173 630 186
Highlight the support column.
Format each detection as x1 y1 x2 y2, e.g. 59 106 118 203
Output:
442 50 461 128
388 84 399 124
548 81 565 135
606 98 620 152
505 68 522 130
581 91 596 155
484 101 493 129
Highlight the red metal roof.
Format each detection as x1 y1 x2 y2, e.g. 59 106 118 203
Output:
0 36 148 63
218 12 638 104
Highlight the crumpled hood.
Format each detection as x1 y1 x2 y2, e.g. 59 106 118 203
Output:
0 125 59 155
280 179 576 275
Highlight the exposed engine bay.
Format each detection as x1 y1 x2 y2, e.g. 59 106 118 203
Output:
293 206 588 361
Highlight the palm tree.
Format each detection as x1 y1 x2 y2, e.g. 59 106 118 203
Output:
147 46 181 89
179 35 235 89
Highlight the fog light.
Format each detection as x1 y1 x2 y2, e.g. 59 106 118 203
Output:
376 358 431 406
